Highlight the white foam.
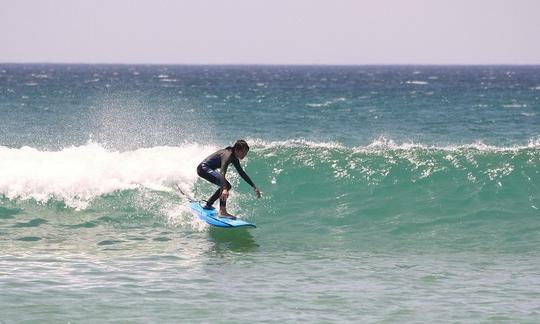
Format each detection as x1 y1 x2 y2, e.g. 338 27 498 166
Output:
31 73 50 79
0 142 216 210
249 138 345 150
161 202 208 232
503 103 527 108
249 136 540 153
361 137 540 153
305 97 347 108
405 80 428 85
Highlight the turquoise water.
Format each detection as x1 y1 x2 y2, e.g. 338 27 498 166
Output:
1 65 539 322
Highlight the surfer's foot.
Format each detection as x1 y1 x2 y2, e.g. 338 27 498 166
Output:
219 211 236 220
202 204 215 210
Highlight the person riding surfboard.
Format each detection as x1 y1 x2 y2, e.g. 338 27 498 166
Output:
197 140 261 219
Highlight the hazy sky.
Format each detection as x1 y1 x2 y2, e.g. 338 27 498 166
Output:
1 0 539 65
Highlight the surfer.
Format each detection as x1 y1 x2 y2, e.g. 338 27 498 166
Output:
197 140 261 219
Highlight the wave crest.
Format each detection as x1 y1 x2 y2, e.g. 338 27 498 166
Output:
0 142 216 209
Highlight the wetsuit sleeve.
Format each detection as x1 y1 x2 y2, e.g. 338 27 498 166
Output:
233 158 256 188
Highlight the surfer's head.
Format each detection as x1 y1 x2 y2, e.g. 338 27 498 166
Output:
233 139 250 160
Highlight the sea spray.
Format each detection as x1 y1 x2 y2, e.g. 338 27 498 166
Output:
0 142 217 209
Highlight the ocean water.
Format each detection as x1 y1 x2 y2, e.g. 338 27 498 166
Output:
0 64 539 322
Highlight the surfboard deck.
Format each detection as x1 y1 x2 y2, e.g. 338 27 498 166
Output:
189 202 256 228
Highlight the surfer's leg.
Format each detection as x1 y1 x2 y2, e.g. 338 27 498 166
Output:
206 188 222 209
197 164 221 209
218 181 231 209
219 181 236 219
197 164 235 218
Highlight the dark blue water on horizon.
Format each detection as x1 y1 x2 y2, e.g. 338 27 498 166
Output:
1 64 539 150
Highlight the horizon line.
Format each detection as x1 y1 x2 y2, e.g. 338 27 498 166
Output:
2 61 540 67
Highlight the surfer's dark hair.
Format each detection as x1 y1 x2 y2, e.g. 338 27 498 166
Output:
233 139 250 152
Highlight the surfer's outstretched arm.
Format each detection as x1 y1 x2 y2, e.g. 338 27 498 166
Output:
232 159 261 197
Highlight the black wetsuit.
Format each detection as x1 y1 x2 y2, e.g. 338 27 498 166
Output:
197 147 256 209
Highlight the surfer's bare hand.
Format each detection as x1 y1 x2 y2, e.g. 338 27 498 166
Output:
254 187 261 198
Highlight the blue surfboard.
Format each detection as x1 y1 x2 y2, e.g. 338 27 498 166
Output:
189 202 256 228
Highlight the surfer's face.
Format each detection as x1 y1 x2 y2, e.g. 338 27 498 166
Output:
235 148 248 160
